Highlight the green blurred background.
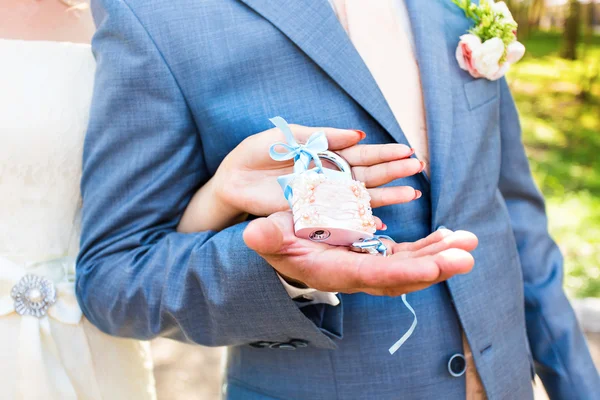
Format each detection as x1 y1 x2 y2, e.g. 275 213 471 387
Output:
506 0 600 298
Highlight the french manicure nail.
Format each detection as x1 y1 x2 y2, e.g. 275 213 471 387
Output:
381 223 388 231
414 190 422 200
354 130 366 140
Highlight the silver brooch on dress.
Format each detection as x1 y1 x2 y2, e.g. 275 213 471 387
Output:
11 275 57 318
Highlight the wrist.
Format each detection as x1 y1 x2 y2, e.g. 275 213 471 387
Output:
207 176 249 229
177 175 248 233
210 173 248 221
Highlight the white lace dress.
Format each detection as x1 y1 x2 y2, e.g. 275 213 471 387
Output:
0 39 156 400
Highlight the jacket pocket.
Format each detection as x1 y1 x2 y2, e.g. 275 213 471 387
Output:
464 79 499 111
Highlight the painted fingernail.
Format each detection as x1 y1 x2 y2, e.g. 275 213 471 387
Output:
354 130 366 140
381 223 388 231
419 161 426 172
414 190 422 200
409 148 416 156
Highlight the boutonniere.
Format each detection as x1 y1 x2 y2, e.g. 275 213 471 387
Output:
453 0 525 81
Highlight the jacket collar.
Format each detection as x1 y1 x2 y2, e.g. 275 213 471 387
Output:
237 0 409 148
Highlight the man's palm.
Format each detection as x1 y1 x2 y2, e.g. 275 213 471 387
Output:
244 211 478 296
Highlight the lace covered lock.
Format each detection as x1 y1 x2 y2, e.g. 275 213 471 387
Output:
291 151 376 246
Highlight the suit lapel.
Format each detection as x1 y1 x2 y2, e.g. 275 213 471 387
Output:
237 0 409 147
405 0 454 224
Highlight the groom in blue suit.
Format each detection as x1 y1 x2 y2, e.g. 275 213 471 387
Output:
78 0 599 398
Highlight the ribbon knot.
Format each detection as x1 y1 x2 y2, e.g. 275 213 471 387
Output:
269 116 328 173
269 117 329 205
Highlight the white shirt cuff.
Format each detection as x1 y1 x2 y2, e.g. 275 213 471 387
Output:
277 274 340 306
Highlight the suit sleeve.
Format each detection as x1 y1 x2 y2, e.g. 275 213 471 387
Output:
76 0 342 349
497 78 600 398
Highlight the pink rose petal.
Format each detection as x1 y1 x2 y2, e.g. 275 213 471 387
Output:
506 41 525 64
455 34 483 79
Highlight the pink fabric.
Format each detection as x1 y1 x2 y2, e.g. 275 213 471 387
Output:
331 0 429 172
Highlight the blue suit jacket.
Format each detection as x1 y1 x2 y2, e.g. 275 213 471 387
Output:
78 0 599 398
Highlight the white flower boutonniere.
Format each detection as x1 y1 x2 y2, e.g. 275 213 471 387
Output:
453 0 525 81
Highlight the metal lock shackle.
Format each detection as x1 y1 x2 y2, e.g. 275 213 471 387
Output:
317 150 355 180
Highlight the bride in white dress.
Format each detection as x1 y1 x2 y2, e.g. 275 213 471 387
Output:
0 1 156 398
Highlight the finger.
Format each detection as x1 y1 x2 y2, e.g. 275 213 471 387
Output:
379 238 396 250
243 216 285 255
321 253 441 291
357 247 475 292
246 125 362 161
368 186 421 208
432 248 476 279
391 229 454 253
337 144 414 166
360 282 433 297
351 239 478 295
373 216 386 231
410 230 479 258
353 159 424 187
301 237 473 292
288 125 365 151
373 215 394 231
308 238 396 290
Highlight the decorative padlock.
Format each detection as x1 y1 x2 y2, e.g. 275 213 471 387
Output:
269 117 376 246
269 117 418 355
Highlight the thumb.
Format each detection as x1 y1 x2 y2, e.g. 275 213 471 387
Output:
243 217 285 255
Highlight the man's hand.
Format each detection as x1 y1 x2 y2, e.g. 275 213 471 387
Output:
244 212 478 296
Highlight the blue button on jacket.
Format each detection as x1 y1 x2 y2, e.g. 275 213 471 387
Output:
78 0 600 398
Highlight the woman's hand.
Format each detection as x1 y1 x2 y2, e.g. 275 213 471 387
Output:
178 124 425 232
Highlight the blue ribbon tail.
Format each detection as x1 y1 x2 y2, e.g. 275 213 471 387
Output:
277 173 297 208
270 116 298 147
388 294 417 355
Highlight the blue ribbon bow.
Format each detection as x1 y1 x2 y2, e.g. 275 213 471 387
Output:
269 117 329 205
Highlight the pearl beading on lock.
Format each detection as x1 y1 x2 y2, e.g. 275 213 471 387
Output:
269 116 379 245
290 171 376 235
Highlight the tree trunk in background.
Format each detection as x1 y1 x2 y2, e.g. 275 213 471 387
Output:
505 0 517 12
584 2 595 47
578 3 599 102
516 2 531 40
528 0 545 33
560 0 581 60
